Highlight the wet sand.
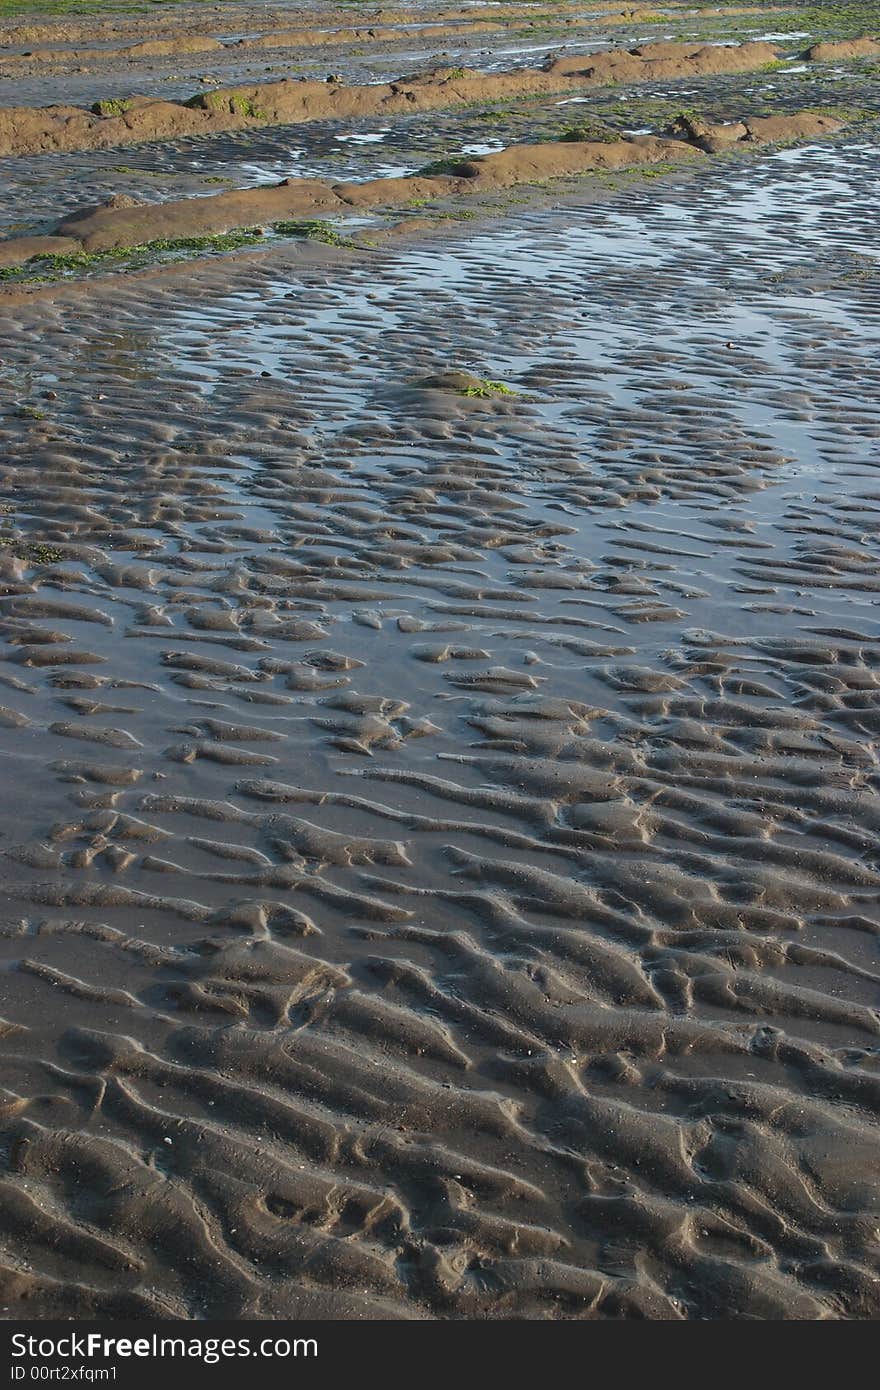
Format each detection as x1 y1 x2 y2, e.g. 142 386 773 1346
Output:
0 0 879 1321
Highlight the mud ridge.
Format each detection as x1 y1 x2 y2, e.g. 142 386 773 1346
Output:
0 40 784 160
0 111 848 271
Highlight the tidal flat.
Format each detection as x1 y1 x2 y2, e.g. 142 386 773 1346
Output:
0 0 878 1321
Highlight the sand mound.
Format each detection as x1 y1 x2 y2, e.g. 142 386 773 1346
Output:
805 36 880 62
0 110 846 273
0 41 782 160
48 135 698 253
674 110 845 153
123 37 225 59
546 39 779 80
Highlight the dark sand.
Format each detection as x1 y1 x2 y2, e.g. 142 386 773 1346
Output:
0 0 878 1321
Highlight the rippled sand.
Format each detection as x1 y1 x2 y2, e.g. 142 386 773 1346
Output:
0 0 879 1323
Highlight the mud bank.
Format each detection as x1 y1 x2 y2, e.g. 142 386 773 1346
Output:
0 110 848 271
0 3 778 49
0 5 765 70
0 40 784 159
0 21 508 68
806 36 880 62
